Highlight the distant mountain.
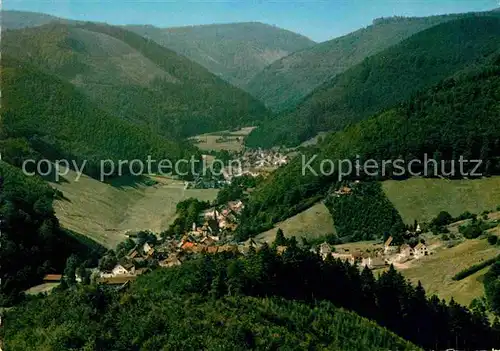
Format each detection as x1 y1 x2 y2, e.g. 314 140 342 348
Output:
239 52 500 240
125 22 316 88
246 16 500 148
246 10 500 111
3 22 270 139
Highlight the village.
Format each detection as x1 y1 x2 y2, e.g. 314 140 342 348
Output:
186 148 289 189
34 174 443 294
40 213 432 290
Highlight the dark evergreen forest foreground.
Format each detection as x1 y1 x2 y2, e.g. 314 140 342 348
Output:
4 240 500 350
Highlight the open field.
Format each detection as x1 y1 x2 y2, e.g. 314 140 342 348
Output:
399 238 499 306
383 177 500 224
191 127 255 152
51 168 218 249
256 202 335 243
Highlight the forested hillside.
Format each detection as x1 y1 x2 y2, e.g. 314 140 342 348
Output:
1 56 196 179
246 16 500 148
3 22 270 138
0 162 104 306
239 56 500 239
126 22 316 88
246 10 500 111
4 245 499 350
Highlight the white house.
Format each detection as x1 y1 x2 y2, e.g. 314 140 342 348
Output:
142 242 153 255
319 242 332 259
413 243 428 259
112 264 135 276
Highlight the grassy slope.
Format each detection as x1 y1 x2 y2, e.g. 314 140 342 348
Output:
400 238 499 306
126 22 316 88
332 236 498 306
256 202 335 243
383 177 500 224
50 168 218 248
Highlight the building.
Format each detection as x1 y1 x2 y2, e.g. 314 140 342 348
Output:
361 256 387 269
159 254 182 268
319 242 332 259
142 242 153 255
112 263 135 276
43 274 62 283
276 246 288 255
413 243 429 259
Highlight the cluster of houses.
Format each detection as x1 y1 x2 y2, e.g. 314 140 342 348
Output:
383 236 429 263
199 200 244 232
317 243 387 269
316 232 431 270
95 201 247 284
240 148 288 169
219 149 289 182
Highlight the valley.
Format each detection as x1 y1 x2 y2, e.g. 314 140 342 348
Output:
2 5 500 351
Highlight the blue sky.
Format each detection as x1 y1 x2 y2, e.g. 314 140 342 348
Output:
4 0 499 42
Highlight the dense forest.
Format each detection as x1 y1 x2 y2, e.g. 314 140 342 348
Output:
3 242 498 350
239 58 500 240
246 16 500 148
0 162 104 306
324 182 405 242
1 55 198 179
3 22 271 139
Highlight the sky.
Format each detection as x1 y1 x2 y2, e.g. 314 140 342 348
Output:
4 0 500 42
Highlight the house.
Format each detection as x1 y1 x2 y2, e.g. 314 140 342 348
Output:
276 246 287 255
181 241 195 252
394 244 414 262
334 186 352 196
207 246 219 254
127 248 140 259
43 274 62 283
413 243 428 259
400 244 414 257
383 236 399 255
201 236 216 246
159 254 182 268
218 244 239 253
142 242 153 255
319 242 332 259
362 256 387 269
111 263 135 276
148 248 156 258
